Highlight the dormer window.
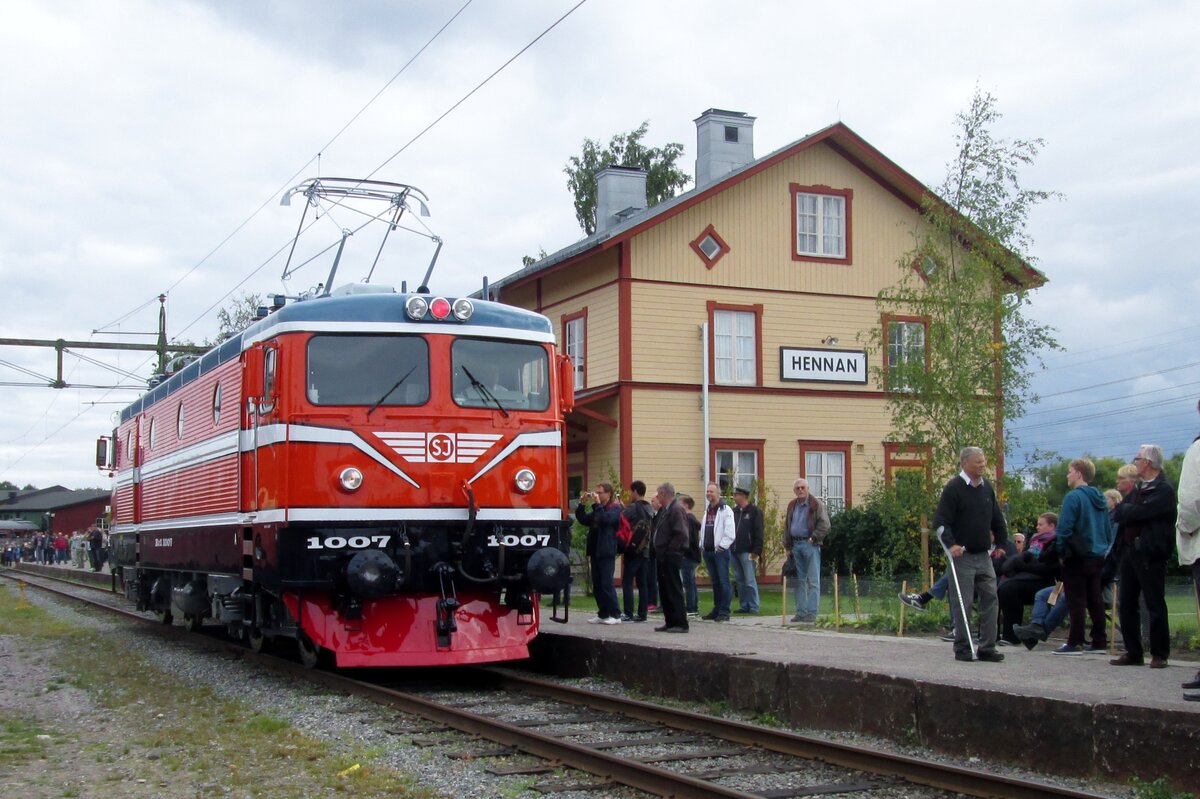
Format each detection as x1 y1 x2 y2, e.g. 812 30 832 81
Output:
790 184 853 263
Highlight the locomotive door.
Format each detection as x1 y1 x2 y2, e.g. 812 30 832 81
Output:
242 344 275 512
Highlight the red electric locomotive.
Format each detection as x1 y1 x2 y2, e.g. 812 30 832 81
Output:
98 180 573 667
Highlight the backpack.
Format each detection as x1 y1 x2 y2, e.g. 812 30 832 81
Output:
624 502 653 556
615 511 634 553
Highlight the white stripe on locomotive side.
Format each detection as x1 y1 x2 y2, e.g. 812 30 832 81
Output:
112 505 562 533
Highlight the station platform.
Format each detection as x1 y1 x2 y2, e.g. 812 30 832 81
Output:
528 607 1200 792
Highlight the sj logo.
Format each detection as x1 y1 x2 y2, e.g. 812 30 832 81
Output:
376 431 502 464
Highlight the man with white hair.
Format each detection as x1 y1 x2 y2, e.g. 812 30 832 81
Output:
934 446 1009 663
1111 443 1177 669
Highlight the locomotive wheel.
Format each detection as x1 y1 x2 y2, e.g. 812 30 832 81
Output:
183 613 203 633
296 633 323 669
248 627 269 654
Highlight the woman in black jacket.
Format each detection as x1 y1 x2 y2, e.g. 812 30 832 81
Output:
997 512 1060 644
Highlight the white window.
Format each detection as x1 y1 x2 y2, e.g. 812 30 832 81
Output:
564 316 585 390
713 310 756 385
887 320 926 391
805 451 846 514
716 449 757 492
795 192 845 258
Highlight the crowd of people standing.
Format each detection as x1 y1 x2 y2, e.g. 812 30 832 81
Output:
575 475 829 634
0 527 108 571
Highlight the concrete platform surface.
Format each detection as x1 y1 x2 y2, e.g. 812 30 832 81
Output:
529 609 1200 792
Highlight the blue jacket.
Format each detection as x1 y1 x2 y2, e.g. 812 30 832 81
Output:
1056 485 1113 560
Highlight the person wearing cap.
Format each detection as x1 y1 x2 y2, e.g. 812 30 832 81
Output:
730 485 763 614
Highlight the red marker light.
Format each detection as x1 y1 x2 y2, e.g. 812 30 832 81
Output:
429 297 451 320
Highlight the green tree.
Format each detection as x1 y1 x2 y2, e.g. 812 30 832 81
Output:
563 121 690 235
868 88 1061 489
216 292 265 342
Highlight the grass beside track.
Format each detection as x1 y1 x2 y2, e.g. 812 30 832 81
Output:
0 579 443 799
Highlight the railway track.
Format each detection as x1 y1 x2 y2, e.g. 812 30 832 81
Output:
2 565 1115 799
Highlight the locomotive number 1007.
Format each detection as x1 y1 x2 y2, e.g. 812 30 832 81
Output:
306 535 392 550
487 534 552 548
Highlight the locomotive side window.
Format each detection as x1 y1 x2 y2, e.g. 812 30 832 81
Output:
212 382 222 426
176 401 185 440
306 335 430 406
452 339 549 412
263 347 278 397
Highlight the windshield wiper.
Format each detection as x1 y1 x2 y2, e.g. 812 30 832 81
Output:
461 366 510 417
367 364 417 415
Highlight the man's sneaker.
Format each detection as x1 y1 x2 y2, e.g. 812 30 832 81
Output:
897 592 927 611
587 616 603 624
941 631 981 643
789 614 804 623
619 615 634 622
702 610 719 620
1052 643 1083 656
1083 644 1107 654
646 604 659 613
601 616 621 625
686 611 700 619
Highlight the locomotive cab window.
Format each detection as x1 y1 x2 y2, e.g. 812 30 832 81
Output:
452 339 549 412
306 334 430 406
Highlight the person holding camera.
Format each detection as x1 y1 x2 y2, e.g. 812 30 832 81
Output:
575 483 624 625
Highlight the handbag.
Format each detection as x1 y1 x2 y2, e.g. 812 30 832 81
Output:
781 554 797 578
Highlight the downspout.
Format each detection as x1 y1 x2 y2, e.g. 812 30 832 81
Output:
700 323 710 486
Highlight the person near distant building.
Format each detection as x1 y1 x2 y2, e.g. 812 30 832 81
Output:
1175 400 1200 699
933 446 1008 663
730 485 763 614
575 482 623 625
783 478 830 623
700 482 735 622
1051 458 1114 655
619 480 654 622
1111 444 1177 668
651 482 691 632
87 527 106 572
53 532 69 564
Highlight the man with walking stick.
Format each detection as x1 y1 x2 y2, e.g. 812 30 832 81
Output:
934 446 1009 663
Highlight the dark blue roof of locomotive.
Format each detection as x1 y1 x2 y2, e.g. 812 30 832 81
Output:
118 293 552 424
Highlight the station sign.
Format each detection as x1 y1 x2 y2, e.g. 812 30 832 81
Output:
779 347 867 384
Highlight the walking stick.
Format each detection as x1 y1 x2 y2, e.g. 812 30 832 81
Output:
936 526 977 660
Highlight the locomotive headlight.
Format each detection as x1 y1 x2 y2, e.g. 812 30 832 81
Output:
514 468 536 493
451 298 474 320
405 296 428 320
339 467 364 491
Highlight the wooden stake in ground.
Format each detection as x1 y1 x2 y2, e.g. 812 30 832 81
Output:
1109 581 1119 656
898 579 908 637
833 573 840 628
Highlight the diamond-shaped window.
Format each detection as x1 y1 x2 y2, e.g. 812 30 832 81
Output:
690 225 730 269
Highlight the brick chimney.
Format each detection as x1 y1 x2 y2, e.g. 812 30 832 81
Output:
694 109 755 188
594 166 647 233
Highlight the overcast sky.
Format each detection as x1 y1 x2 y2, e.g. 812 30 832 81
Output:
2 0 1197 491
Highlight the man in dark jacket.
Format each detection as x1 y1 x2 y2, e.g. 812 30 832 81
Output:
651 482 691 632
1052 458 1114 655
934 446 1008 663
619 480 654 622
1111 444 1177 668
575 482 623 625
731 486 764 614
